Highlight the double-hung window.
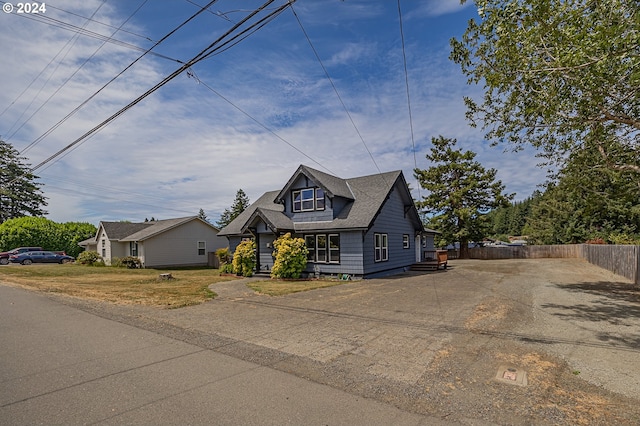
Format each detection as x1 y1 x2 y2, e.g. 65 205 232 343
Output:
293 188 325 212
130 242 138 257
374 233 388 262
197 241 206 256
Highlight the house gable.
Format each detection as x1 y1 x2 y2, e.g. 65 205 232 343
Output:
219 164 433 278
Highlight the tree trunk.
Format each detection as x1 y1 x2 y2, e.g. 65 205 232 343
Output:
459 239 470 259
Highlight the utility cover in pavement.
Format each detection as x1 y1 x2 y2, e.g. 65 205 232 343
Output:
495 365 528 386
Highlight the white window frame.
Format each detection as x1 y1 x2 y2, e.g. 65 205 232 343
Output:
197 241 206 256
375 233 388 262
293 188 326 212
403 234 410 249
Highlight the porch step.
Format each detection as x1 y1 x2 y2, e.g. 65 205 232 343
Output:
410 261 446 271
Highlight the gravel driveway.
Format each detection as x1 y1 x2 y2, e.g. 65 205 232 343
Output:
52 258 640 425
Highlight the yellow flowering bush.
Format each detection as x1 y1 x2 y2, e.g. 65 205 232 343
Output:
270 233 309 279
232 240 256 277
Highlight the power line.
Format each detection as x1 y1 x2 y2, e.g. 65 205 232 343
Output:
0 1 183 65
0 0 107 130
10 1 150 146
18 0 219 156
397 0 421 199
26 0 294 174
45 3 155 43
187 69 337 175
290 4 386 181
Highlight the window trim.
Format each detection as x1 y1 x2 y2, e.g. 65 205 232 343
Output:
293 187 326 212
374 233 388 262
304 233 340 264
197 241 206 256
403 234 410 249
130 241 138 257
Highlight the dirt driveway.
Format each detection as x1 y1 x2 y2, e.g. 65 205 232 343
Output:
63 258 640 425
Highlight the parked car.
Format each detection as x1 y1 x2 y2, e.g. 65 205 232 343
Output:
0 247 66 265
9 251 75 265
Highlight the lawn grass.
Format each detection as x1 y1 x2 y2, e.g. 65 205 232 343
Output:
0 264 237 308
247 278 346 296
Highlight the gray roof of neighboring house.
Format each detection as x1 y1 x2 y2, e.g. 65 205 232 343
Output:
218 166 429 236
93 216 218 242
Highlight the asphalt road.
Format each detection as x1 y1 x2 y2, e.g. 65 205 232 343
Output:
0 285 444 426
2 258 639 425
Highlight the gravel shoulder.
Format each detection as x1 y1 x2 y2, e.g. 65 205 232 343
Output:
22 258 640 425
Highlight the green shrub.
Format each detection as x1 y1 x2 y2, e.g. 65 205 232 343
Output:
232 240 255 277
220 262 234 274
112 256 141 268
270 233 308 279
77 250 102 266
608 232 640 245
215 247 230 264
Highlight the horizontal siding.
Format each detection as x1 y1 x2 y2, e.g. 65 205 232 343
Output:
303 231 363 276
142 220 226 268
364 186 417 275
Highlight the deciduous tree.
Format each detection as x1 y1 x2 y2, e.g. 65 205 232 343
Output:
450 0 640 174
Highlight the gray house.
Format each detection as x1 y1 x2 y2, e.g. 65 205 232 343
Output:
218 165 437 278
80 216 227 268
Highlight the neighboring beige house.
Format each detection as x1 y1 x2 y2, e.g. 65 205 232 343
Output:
79 216 226 268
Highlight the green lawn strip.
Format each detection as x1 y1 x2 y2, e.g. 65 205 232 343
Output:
0 264 234 307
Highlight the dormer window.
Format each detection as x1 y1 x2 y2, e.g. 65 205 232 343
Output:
293 188 325 212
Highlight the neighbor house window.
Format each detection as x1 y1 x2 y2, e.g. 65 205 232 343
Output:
305 233 340 263
130 242 138 257
403 234 410 249
374 233 388 262
293 188 325 212
197 241 206 256
101 239 106 257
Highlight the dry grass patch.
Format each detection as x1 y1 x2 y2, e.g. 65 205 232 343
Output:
248 278 346 296
0 264 236 308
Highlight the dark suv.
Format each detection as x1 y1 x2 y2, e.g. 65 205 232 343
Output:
0 247 44 265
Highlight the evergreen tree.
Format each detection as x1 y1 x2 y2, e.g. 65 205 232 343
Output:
524 140 640 244
0 139 47 223
217 189 250 229
415 136 512 258
197 208 208 222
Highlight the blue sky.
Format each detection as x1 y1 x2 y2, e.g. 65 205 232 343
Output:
0 0 547 225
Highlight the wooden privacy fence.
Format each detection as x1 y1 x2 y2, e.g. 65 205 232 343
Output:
467 244 640 285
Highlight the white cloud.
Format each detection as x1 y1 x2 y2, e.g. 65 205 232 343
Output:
0 1 545 226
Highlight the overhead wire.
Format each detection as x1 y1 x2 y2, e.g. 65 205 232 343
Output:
397 0 422 199
18 0 221 157
0 1 184 65
43 177 206 217
186 69 337 175
25 0 293 175
0 0 107 132
290 4 387 181
11 1 150 148
45 3 155 42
